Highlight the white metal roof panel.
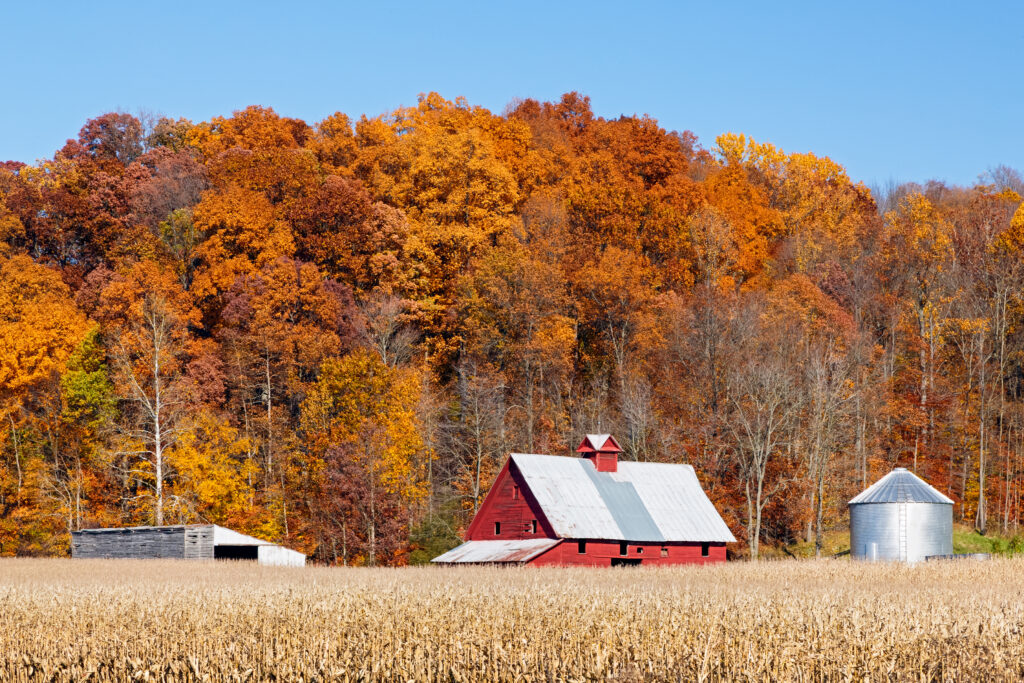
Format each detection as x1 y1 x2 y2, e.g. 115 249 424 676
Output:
510 453 736 543
212 525 273 546
613 462 736 542
849 468 954 505
432 539 560 563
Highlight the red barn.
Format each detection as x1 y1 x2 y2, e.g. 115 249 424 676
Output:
433 434 735 566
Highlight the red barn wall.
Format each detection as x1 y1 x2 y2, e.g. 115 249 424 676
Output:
466 462 553 541
531 541 726 566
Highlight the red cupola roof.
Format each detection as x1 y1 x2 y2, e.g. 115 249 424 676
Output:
577 434 622 472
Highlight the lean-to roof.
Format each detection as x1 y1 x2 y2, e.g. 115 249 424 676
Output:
432 539 560 563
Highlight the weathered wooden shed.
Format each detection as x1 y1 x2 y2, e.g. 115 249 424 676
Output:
71 525 305 567
433 434 735 566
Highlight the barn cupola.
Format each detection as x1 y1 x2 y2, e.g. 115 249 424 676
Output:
577 434 622 473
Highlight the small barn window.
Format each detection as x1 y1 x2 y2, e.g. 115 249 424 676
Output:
512 485 519 500
577 540 586 553
530 520 537 533
636 547 644 554
619 542 628 556
494 522 501 535
661 547 668 558
701 543 709 557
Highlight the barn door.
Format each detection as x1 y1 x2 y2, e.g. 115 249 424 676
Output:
610 558 642 567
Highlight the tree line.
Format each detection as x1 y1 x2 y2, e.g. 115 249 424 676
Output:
1 93 1022 562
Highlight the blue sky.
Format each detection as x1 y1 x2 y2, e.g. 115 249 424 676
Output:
2 1 1021 187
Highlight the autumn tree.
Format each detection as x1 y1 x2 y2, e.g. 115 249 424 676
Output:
724 300 802 559
55 326 117 532
302 349 430 565
93 262 198 526
0 256 90 553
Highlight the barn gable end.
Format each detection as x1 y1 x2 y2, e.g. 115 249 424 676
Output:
466 459 555 541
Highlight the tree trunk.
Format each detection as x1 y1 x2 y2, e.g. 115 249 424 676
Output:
745 480 757 560
918 302 929 450
7 414 22 502
264 351 273 485
368 482 377 566
152 321 164 527
976 343 987 533
753 473 764 561
815 470 825 558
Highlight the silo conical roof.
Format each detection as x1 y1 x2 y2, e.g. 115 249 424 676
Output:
849 468 954 505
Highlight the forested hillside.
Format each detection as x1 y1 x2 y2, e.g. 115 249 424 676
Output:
1 93 1022 562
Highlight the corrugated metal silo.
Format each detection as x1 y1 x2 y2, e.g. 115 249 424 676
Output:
848 468 953 562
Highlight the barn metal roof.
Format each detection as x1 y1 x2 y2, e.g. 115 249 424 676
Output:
432 539 560 563
510 454 736 543
849 468 954 505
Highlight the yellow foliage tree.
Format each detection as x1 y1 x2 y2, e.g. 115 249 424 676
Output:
168 412 256 527
716 133 872 270
302 349 431 564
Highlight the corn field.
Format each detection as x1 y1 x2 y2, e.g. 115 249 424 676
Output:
2 558 1023 681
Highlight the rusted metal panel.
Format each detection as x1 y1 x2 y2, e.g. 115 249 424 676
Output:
432 539 561 563
510 454 736 543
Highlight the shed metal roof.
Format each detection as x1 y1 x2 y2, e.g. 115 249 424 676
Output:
211 525 276 546
510 453 736 543
849 468 954 505
432 539 560 563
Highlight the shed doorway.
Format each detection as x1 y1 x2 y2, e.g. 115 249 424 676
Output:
214 545 259 561
610 558 642 567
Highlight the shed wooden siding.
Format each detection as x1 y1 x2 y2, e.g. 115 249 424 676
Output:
466 461 555 541
72 527 195 560
184 526 214 559
530 541 726 566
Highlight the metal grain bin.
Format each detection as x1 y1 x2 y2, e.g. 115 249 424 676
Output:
848 468 953 562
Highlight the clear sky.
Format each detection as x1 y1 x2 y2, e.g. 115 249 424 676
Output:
2 1 1021 187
